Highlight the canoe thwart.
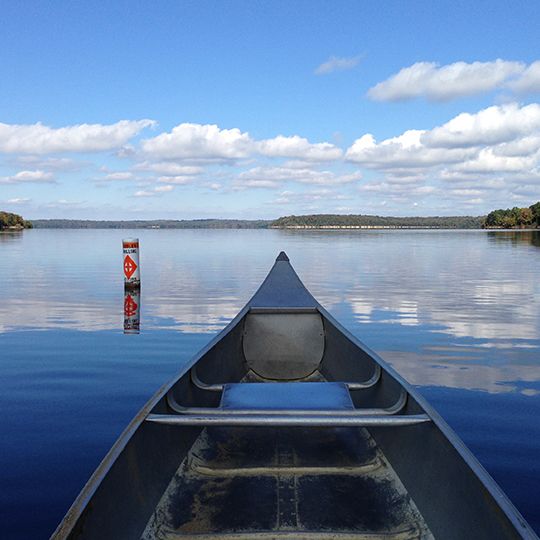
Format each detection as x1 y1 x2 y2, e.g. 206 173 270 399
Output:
146 412 431 427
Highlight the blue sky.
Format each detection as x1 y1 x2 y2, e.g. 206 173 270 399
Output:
1 1 540 219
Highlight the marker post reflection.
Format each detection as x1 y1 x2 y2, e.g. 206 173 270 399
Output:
124 288 140 334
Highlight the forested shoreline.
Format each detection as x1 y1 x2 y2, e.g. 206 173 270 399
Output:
30 215 484 229
30 218 269 229
5 203 540 230
0 211 33 230
483 202 540 229
271 214 484 229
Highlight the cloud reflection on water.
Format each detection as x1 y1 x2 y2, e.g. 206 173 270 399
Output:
346 282 538 342
381 349 540 396
1 229 539 396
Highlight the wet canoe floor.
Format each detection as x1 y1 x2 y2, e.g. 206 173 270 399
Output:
141 426 433 539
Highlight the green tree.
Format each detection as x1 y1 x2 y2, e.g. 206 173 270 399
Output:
484 209 505 227
530 202 540 226
0 211 31 229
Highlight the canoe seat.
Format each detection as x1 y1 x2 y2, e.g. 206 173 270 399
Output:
221 382 354 411
146 381 432 427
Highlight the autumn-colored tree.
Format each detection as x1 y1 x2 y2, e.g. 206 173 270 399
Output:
519 207 533 226
484 202 540 228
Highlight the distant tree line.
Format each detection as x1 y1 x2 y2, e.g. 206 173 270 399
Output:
483 202 540 229
271 214 484 229
31 219 270 229
0 211 32 230
20 206 540 230
30 214 492 229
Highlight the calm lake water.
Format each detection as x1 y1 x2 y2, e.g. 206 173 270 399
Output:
1 228 540 538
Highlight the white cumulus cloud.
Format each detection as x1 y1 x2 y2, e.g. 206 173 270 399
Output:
368 60 525 101
236 166 361 189
0 120 155 154
0 170 55 184
346 103 540 178
507 61 540 94
133 161 203 176
452 148 538 174
257 135 342 161
423 103 540 148
346 130 473 168
141 123 252 160
141 123 343 163
134 184 176 197
154 185 174 192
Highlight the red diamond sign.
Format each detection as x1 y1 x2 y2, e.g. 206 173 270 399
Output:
124 255 137 279
124 293 138 317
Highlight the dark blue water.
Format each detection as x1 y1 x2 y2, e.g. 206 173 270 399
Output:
1 229 539 538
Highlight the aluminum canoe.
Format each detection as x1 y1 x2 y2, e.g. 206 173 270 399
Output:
52 252 538 540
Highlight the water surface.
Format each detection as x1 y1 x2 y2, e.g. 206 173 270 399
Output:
1 229 539 537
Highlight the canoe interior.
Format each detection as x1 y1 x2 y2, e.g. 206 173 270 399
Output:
141 422 433 539
54 255 535 540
